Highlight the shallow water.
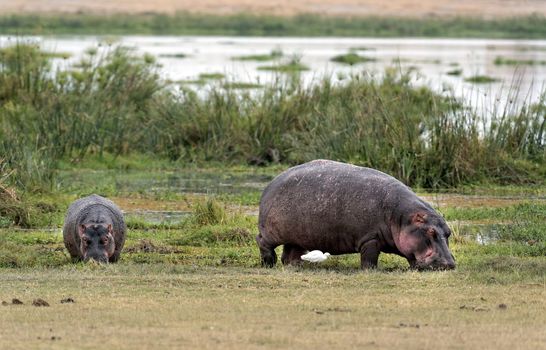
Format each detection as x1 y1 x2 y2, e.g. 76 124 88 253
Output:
2 35 545 109
451 222 501 245
124 210 191 225
58 168 273 196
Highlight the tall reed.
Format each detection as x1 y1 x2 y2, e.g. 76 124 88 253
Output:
0 43 544 191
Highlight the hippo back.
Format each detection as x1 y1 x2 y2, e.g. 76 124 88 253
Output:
258 160 422 253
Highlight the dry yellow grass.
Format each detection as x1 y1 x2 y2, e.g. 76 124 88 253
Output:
1 266 545 349
2 0 545 18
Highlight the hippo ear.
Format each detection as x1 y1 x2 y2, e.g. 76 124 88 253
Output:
78 224 86 238
412 213 427 225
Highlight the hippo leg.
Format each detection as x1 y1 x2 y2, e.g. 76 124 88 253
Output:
256 232 278 267
360 239 380 269
281 244 306 266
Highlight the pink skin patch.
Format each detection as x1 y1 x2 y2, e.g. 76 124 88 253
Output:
397 230 421 257
418 247 436 264
397 229 437 265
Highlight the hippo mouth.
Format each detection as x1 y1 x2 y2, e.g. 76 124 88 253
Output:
410 257 455 271
83 255 109 264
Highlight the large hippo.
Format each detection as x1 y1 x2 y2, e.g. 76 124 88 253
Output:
63 194 126 263
257 160 455 270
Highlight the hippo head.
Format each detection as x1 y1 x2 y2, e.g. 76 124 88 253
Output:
396 212 455 270
78 224 115 263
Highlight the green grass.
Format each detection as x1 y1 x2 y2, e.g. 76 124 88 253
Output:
349 47 375 51
43 51 72 59
222 82 262 89
257 59 309 72
198 72 225 80
465 75 499 83
494 56 546 65
330 53 376 65
1 13 546 38
232 49 283 61
158 53 187 58
446 68 463 76
177 79 207 85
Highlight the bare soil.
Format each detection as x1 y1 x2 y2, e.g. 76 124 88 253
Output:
1 0 544 18
1 267 545 350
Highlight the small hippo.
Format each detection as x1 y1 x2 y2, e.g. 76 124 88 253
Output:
63 194 126 263
257 160 455 270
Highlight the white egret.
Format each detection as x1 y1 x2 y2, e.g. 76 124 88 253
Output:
301 250 331 263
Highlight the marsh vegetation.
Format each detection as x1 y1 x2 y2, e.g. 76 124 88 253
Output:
232 49 283 61
494 56 546 65
1 44 543 193
464 75 499 83
330 52 376 65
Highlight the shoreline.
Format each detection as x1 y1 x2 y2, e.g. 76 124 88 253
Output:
1 13 545 39
2 0 545 18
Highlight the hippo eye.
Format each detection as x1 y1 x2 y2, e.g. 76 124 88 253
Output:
427 228 437 239
100 237 108 245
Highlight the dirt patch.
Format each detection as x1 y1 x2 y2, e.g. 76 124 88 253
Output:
313 306 352 314
32 298 50 307
459 305 489 312
1 0 544 18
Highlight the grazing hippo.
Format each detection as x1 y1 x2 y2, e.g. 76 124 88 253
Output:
257 160 455 270
63 194 126 263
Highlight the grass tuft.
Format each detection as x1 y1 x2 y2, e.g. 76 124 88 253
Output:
465 75 499 83
446 68 463 76
193 199 228 226
494 56 546 65
232 49 283 61
257 57 309 72
330 52 376 65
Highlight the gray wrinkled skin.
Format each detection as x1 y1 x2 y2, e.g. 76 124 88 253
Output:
63 194 126 263
257 160 455 270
